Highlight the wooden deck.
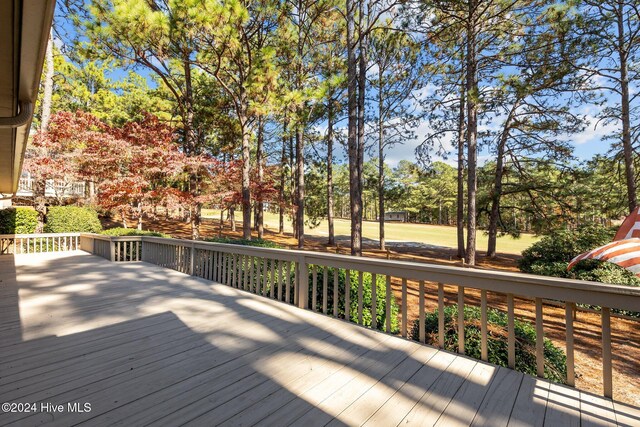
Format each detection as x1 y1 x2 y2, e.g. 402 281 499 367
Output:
0 252 638 426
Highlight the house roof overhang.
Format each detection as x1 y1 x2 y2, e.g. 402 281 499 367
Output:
0 0 55 194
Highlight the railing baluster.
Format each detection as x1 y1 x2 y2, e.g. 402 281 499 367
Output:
222 253 227 285
245 256 250 291
262 258 269 296
250 256 257 293
322 266 328 314
212 251 217 281
230 253 236 287
385 275 392 333
204 249 211 280
438 283 444 348
458 286 465 354
242 255 247 290
357 271 364 324
602 307 613 398
536 298 544 378
202 250 207 278
311 265 317 312
371 273 377 330
401 278 407 338
238 255 244 289
285 261 292 303
344 270 351 321
236 254 241 288
419 281 425 344
565 302 575 387
333 269 339 317
508 293 515 369
216 252 221 282
269 259 275 298
278 261 284 301
481 290 488 362
249 258 260 295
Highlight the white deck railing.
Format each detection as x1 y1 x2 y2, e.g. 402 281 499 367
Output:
0 233 80 255
7 232 640 400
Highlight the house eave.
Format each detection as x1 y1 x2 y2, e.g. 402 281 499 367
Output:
0 0 56 194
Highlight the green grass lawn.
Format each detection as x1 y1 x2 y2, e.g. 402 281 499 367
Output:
202 209 539 255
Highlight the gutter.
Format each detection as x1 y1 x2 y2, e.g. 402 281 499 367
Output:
0 101 33 128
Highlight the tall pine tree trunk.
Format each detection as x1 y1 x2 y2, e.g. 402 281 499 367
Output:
465 3 478 266
279 120 287 235
35 31 54 233
487 103 518 258
256 117 264 239
457 87 466 259
378 82 385 251
290 135 297 238
239 101 252 240
295 125 305 248
617 5 637 212
183 59 201 240
356 32 366 255
327 93 335 246
41 33 53 132
241 126 252 240
346 0 361 256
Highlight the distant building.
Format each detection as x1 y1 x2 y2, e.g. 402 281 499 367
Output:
15 172 86 199
384 211 408 222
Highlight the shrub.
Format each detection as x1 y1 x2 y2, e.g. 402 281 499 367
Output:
519 223 640 287
204 237 281 248
44 206 102 233
519 224 640 317
410 304 567 383
0 207 38 234
308 267 400 333
519 224 614 273
101 228 170 238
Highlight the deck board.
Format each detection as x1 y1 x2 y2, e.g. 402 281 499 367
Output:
0 252 635 426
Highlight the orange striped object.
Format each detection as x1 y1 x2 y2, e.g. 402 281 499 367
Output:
614 206 640 240
567 238 640 275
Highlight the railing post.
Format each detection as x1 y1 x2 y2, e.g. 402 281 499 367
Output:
189 241 195 276
141 238 147 262
297 255 309 309
109 239 116 262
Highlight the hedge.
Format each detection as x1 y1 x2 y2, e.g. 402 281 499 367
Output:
0 207 38 234
411 304 567 383
520 224 640 317
44 206 102 233
204 237 280 248
101 228 170 238
309 267 400 333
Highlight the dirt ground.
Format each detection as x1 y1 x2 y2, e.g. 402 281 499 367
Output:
104 215 640 407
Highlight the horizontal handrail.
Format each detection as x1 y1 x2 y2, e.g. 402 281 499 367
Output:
80 233 640 312
0 232 80 238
